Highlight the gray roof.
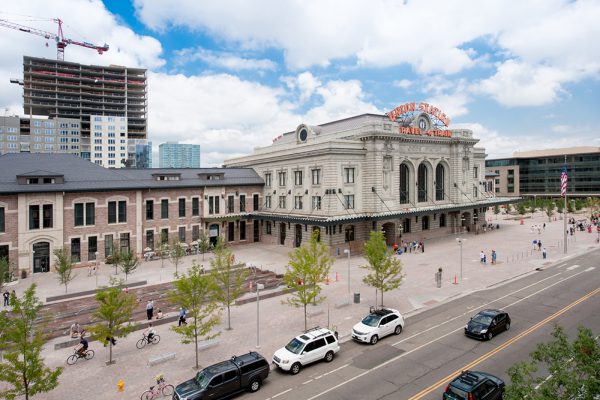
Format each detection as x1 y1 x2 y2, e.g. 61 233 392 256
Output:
0 153 263 194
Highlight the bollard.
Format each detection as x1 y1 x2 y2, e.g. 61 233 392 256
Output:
118 379 124 392
335 271 339 282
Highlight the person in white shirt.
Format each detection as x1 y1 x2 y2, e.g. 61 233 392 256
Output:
144 323 156 342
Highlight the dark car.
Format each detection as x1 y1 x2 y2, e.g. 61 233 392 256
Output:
465 309 510 340
443 370 505 400
173 351 269 400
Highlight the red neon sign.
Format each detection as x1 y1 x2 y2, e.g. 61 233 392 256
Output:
387 102 451 127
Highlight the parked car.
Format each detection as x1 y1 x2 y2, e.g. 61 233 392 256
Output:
272 327 339 375
443 370 505 400
173 351 269 400
465 309 510 341
352 308 405 344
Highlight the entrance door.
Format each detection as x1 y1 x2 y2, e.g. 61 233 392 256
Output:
228 222 235 242
295 224 302 248
279 223 286 245
253 221 259 242
209 224 220 247
382 223 395 245
32 242 50 273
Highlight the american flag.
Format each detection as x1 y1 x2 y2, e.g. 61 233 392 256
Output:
560 163 568 197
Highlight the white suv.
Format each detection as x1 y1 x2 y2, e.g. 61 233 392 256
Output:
352 308 405 344
272 327 340 375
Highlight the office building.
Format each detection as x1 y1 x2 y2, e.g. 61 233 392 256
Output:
159 142 200 168
0 115 81 155
486 147 600 197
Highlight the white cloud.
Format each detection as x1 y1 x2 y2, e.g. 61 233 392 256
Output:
393 79 412 89
173 47 277 71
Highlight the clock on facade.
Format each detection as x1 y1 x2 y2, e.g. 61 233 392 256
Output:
418 117 428 131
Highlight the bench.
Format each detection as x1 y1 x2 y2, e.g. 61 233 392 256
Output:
148 352 176 366
197 338 220 351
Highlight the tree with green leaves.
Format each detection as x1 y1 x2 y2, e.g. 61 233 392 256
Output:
567 200 574 213
170 239 186 275
504 324 600 400
543 200 554 222
0 285 62 399
557 200 564 215
282 230 333 331
493 204 500 217
158 232 169 269
53 247 76 293
209 238 248 330
361 230 404 308
87 281 137 364
168 264 221 370
117 249 139 281
198 231 211 261
0 257 10 293
517 202 527 216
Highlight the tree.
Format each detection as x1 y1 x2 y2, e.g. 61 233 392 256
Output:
543 200 554 222
0 285 62 399
158 232 169 269
198 232 211 261
168 264 221 370
87 281 137 364
0 257 10 293
209 238 248 330
169 239 186 275
504 325 600 400
567 200 574 213
493 204 500 218
557 200 564 215
53 248 76 293
517 202 527 216
117 249 139 281
361 230 404 308
282 230 333 331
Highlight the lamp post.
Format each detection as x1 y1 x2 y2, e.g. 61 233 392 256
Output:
343 249 350 297
256 282 264 349
456 238 466 281
31 250 35 280
94 252 99 288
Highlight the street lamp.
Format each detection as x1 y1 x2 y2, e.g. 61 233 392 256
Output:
256 282 265 349
31 250 35 280
343 249 350 297
456 238 466 281
94 252 99 288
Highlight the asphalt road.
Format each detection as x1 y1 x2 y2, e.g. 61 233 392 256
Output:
246 248 600 400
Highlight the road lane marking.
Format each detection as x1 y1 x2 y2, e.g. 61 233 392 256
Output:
567 264 580 270
306 269 591 400
271 388 292 398
303 379 313 385
392 273 562 346
408 286 600 399
584 267 595 272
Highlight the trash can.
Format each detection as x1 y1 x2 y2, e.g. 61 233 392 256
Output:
353 292 360 304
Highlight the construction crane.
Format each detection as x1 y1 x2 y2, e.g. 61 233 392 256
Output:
0 17 109 61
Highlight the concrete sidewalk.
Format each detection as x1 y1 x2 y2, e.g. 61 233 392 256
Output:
5 210 599 400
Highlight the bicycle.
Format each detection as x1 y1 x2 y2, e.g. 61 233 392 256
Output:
140 377 174 399
136 333 160 349
66 348 94 365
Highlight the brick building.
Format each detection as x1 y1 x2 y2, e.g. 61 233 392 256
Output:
0 153 262 276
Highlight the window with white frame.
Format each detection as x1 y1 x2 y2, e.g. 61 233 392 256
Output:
312 196 321 210
294 170 303 186
278 196 286 209
294 196 303 209
278 171 286 186
265 195 271 209
344 194 355 209
344 167 355 183
264 173 271 186
311 169 321 185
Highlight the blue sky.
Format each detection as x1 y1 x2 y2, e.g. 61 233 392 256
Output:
1 0 599 166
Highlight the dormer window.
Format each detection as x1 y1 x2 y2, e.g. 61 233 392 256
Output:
198 172 225 180
17 172 63 185
152 173 181 181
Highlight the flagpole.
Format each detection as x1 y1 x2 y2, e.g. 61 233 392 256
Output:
563 155 567 254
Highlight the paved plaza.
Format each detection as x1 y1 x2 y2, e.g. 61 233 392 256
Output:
3 210 599 399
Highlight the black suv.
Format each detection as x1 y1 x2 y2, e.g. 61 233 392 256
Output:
173 351 269 400
465 309 510 341
443 370 505 400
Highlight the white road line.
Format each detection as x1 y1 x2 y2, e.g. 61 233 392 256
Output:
584 267 595 272
271 388 292 398
307 269 591 400
392 272 562 346
567 264 581 270
322 363 349 377
302 379 314 385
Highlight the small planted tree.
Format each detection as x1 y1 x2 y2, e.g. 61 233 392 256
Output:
0 257 10 293
158 232 169 269
87 281 137 365
493 204 500 218
282 230 333 331
168 264 221 370
210 238 249 330
198 232 211 261
544 200 554 222
117 250 139 281
362 230 404 308
0 285 62 400
504 325 600 400
517 202 527 216
53 247 76 293
169 239 186 275
557 201 564 215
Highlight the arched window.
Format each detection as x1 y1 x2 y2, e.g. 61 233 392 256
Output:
435 164 445 201
400 164 410 204
418 164 428 202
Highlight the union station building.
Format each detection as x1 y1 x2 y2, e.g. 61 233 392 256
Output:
0 103 517 275
225 103 516 253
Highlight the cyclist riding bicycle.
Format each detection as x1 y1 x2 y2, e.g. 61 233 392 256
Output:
144 323 156 342
76 333 89 357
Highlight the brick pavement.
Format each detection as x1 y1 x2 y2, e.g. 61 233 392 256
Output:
3 210 599 400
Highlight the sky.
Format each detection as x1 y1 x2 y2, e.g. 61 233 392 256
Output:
0 0 599 167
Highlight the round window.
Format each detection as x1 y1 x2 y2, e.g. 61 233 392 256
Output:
299 128 308 142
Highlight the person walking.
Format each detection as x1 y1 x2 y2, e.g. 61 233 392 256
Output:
178 306 187 326
542 248 547 259
480 251 485 263
3 290 9 307
420 241 425 253
537 239 542 251
146 300 154 320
